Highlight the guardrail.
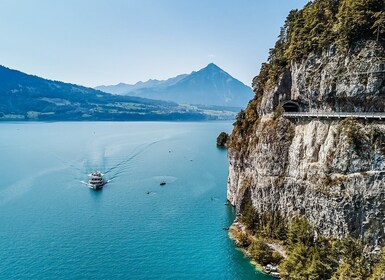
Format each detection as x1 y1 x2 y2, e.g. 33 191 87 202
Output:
283 112 385 120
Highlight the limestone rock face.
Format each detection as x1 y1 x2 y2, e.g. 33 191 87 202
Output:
258 41 385 114
228 40 385 247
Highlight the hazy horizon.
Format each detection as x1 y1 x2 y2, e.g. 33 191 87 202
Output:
0 0 309 87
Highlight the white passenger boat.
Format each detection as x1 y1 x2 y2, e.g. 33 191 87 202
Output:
88 171 105 189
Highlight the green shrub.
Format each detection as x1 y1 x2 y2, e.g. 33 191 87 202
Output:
248 239 275 266
255 211 287 240
236 232 252 248
240 200 257 230
287 216 314 248
216 132 229 147
252 0 385 101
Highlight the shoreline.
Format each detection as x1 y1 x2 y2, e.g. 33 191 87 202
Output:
228 223 267 274
228 221 284 278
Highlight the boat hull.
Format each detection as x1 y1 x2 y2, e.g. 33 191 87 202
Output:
88 183 104 190
88 171 105 190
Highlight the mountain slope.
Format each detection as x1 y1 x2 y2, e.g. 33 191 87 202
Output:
96 74 188 95
96 63 254 107
0 65 237 121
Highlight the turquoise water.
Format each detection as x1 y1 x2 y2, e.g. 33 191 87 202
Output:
0 122 271 279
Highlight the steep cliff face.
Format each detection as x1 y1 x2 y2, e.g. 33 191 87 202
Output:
227 40 385 247
257 41 385 115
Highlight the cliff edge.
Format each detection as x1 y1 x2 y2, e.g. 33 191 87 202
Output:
228 40 385 247
227 0 385 278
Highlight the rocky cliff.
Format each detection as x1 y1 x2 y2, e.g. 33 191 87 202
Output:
227 40 385 248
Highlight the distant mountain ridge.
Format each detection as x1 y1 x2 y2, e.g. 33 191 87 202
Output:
96 63 253 108
0 65 238 121
98 74 189 95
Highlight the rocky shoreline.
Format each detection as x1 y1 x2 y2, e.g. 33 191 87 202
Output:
228 219 284 278
226 0 385 278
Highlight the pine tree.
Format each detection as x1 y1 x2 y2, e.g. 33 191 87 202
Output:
335 0 385 47
280 242 311 279
372 11 385 40
287 216 314 248
369 247 385 279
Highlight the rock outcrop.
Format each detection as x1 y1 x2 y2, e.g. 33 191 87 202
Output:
216 132 229 147
227 40 385 248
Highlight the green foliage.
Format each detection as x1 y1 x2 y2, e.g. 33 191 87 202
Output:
253 0 385 100
335 0 385 47
370 247 385 279
287 216 314 248
255 211 287 240
280 242 313 279
248 239 276 266
280 242 337 279
237 212 381 279
240 202 287 240
285 0 339 60
229 99 260 151
271 251 284 264
307 247 336 280
331 238 371 279
279 217 374 279
216 132 229 147
373 11 385 40
279 217 333 279
332 260 370 279
236 231 252 248
240 200 257 230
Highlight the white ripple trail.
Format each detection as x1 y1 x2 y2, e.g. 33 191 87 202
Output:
0 165 66 205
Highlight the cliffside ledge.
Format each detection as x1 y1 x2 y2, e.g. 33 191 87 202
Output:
227 0 385 278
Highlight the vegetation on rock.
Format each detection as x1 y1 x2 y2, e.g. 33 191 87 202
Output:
248 239 283 266
240 202 287 241
370 248 385 279
216 132 229 147
252 0 385 100
237 211 378 279
229 1 385 278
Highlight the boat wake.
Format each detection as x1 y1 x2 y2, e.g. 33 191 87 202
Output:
79 178 114 188
81 140 161 188
103 140 160 176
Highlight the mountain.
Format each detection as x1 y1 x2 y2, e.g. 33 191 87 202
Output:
96 74 188 95
0 65 238 121
95 63 254 107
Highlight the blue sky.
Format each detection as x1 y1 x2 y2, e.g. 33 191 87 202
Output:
0 0 310 87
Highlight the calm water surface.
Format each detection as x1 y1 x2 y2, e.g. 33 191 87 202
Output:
0 122 271 279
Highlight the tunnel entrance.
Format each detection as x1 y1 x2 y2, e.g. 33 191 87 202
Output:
282 101 300 112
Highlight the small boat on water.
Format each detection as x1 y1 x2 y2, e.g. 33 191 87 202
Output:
88 171 105 190
160 181 166 186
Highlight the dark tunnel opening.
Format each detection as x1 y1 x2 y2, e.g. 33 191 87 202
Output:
282 101 300 112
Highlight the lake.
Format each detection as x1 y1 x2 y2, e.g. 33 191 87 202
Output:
0 122 271 279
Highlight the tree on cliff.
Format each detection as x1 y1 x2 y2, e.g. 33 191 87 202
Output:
372 11 385 40
279 217 371 279
285 0 338 60
216 132 229 147
253 0 385 106
335 0 385 46
231 0 385 278
370 248 385 279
